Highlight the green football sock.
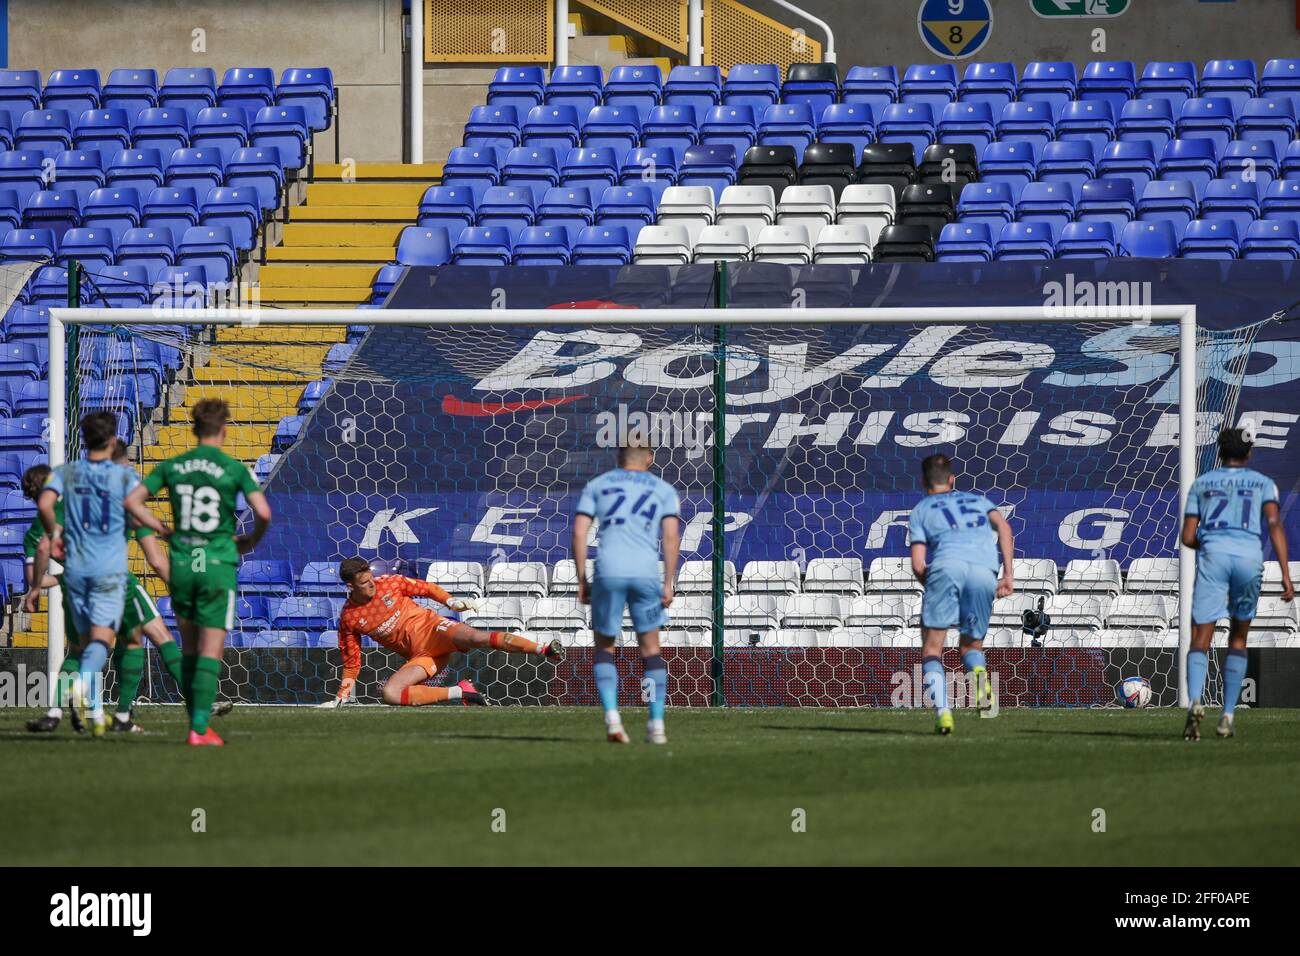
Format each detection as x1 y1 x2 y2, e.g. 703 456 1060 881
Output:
54 656 79 708
156 640 184 693
181 654 198 719
190 657 222 734
113 646 145 716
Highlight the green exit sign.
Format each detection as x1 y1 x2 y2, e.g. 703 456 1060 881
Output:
1032 0 1131 17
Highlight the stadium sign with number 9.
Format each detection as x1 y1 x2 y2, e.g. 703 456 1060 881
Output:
917 0 993 59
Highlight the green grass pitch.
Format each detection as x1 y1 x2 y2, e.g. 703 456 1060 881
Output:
2 706 1297 866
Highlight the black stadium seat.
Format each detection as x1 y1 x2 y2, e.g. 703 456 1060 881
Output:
918 143 979 192
798 142 857 198
897 183 956 241
856 142 916 200
873 223 936 262
738 144 799 201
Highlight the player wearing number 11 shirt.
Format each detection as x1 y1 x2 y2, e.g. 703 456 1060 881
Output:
1180 427 1293 741
126 399 273 746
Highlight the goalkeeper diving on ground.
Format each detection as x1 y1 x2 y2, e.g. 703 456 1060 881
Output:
330 559 565 707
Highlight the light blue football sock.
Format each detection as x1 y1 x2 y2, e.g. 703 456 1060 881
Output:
962 647 986 672
78 639 111 717
1186 649 1208 708
922 655 947 712
593 647 619 716
642 654 668 721
1222 648 1248 718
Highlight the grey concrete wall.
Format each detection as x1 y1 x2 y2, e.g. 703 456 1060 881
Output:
7 0 406 163
745 0 1298 70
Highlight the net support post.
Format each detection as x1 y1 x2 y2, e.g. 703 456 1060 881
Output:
409 0 424 165
45 268 71 706
1177 305 1197 709
711 261 728 707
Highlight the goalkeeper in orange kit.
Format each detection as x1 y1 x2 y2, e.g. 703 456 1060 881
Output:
332 558 564 706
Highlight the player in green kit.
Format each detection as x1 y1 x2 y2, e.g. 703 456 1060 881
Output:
126 398 271 746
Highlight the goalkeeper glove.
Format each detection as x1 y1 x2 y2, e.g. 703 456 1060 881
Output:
337 676 356 701
447 597 478 613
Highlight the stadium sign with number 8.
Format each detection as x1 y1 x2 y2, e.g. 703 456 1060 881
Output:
917 0 993 59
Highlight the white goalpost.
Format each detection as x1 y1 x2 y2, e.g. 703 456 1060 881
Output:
50 304 1201 712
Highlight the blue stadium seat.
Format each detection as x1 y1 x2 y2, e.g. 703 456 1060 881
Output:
1237 97 1297 157
937 100 995 151
1139 61 1197 111
595 184 656 233
545 65 603 112
996 100 1058 151
0 112 12 151
25 265 71 304
80 378 143 437
1284 141 1300 181
1262 179 1300 225
512 224 572 265
164 147 224 194
842 65 898 113
442 145 504 188
369 263 403 302
1120 220 1179 257
1019 61 1078 110
1219 139 1277 191
1261 58 1300 107
582 104 642 154
106 147 165 193
217 67 276 113
416 184 479 236
141 184 198 235
250 105 308 170
200 186 260 250
24 189 81 238
1179 219 1240 260
935 221 993 262
44 68 102 117
1017 181 1076 230
475 185 535 230
537 185 595 229
1117 98 1176 152
297 561 347 597
1077 177 1136 233
1176 97 1238 153
678 143 737 196
12 380 49 416
783 63 841 115
127 219 183 277
159 67 217 120
1199 59 1257 113
1158 138 1221 199
816 102 875 158
956 181 1014 227
56 227 114 268
272 415 302 452
395 225 453 265
130 107 189 155
641 105 698 153
271 595 337 631
190 105 250 161
1098 140 1158 192
452 225 514 266
572 224 632 265
979 141 1039 198
758 103 817 162
16 108 74 156
0 306 50 342
94 264 152 308
560 146 619 188
604 64 662 112
463 104 520 149
1200 178 1260 233
1242 219 1300 259
700 104 757 157
1080 60 1136 112
0 151 47 205
619 144 679 191
876 102 934 165
722 64 781 110
74 108 131 153
1056 99 1115 152
238 560 295 598
103 69 158 123
0 70 42 119
177 224 236 285
0 188 18 230
153 263 208 300
994 221 1056 260
275 67 335 132
82 186 142 243
50 149 107 204
0 413 47 453
1038 140 1097 191
0 228 56 261
321 344 355 376
958 61 1017 112
487 66 545 112
501 145 560 201
0 341 44 383
664 65 721 110
901 63 957 114
225 146 284 213
297 380 331 413
1137 180 1199 233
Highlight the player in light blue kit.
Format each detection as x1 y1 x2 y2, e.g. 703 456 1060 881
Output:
1180 427 1292 741
35 412 171 735
572 444 681 745
909 454 1015 735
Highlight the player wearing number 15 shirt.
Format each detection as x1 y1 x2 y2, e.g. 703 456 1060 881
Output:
127 398 272 746
1180 427 1293 741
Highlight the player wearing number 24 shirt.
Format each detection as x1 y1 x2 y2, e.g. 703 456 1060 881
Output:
1179 427 1293 742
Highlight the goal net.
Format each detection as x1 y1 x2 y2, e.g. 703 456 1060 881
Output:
36 273 1278 711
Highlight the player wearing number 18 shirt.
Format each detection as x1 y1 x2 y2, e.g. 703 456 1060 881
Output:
1180 427 1293 741
127 399 272 746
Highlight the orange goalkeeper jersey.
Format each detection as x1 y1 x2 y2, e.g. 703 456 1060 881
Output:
337 575 455 679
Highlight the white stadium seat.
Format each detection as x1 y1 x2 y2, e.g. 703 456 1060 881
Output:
821 627 889 647
1003 557 1058 597
1262 561 1300 594
812 223 872 263
771 628 822 647
716 183 776 231
486 561 549 597
752 223 813 264
1106 594 1173 629
865 556 922 596
677 559 736 595
1125 557 1178 594
1060 559 1123 596
724 594 781 630
779 594 845 629
424 561 485 597
837 183 895 243
990 593 1040 628
693 222 753 262
738 560 802 594
775 184 836 244
465 597 534 631
802 557 865 595
844 593 918 627
658 184 716 220
1043 594 1109 629
663 595 713 631
550 559 583 595
632 223 694 264
1254 597 1300 632
526 597 588 631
